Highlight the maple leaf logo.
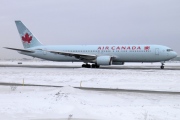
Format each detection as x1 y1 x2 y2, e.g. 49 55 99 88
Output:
144 46 150 50
22 33 32 43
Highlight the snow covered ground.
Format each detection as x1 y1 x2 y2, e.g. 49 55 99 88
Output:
0 61 180 120
0 61 180 91
1 86 180 120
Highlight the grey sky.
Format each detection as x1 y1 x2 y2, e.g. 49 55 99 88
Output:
0 0 180 59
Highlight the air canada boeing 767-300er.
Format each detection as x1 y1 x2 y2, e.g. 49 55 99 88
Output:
4 21 177 69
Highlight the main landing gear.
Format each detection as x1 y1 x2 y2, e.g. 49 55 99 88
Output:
82 64 100 68
160 63 164 69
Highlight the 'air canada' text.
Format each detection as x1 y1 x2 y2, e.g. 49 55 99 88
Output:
97 46 150 50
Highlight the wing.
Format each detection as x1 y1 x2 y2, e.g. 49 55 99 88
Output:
4 47 34 53
46 50 97 60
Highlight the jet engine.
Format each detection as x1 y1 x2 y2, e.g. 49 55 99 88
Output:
96 56 112 65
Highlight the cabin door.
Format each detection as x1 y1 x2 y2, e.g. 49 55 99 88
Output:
155 48 159 55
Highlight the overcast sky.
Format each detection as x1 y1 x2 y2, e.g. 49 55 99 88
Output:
0 0 180 59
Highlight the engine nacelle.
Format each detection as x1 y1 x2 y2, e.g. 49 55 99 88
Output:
96 56 112 65
112 62 124 65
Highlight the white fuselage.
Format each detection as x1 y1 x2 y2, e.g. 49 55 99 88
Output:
20 45 177 63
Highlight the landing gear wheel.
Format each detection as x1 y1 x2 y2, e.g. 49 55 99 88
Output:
92 64 96 68
82 64 86 67
82 64 91 68
87 64 91 68
92 64 100 68
82 64 100 68
96 65 100 68
160 66 164 69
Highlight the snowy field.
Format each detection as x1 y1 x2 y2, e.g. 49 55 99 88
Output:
0 61 180 120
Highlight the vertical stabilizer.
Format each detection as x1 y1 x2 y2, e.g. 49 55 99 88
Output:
15 20 42 48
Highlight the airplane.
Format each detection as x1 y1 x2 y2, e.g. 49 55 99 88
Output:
4 20 177 69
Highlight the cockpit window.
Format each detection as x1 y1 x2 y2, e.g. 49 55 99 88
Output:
167 49 173 52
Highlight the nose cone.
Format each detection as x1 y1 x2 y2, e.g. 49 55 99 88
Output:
172 51 177 58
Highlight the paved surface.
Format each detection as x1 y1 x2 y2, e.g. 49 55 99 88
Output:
33 118 97 120
1 82 180 95
0 64 180 70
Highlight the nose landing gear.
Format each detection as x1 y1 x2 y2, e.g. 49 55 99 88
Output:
160 63 165 69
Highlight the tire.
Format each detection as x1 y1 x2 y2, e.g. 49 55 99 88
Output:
96 65 100 68
92 64 95 68
87 64 91 68
161 66 164 69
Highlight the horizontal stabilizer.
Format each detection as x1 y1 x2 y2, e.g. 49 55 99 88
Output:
4 47 34 53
